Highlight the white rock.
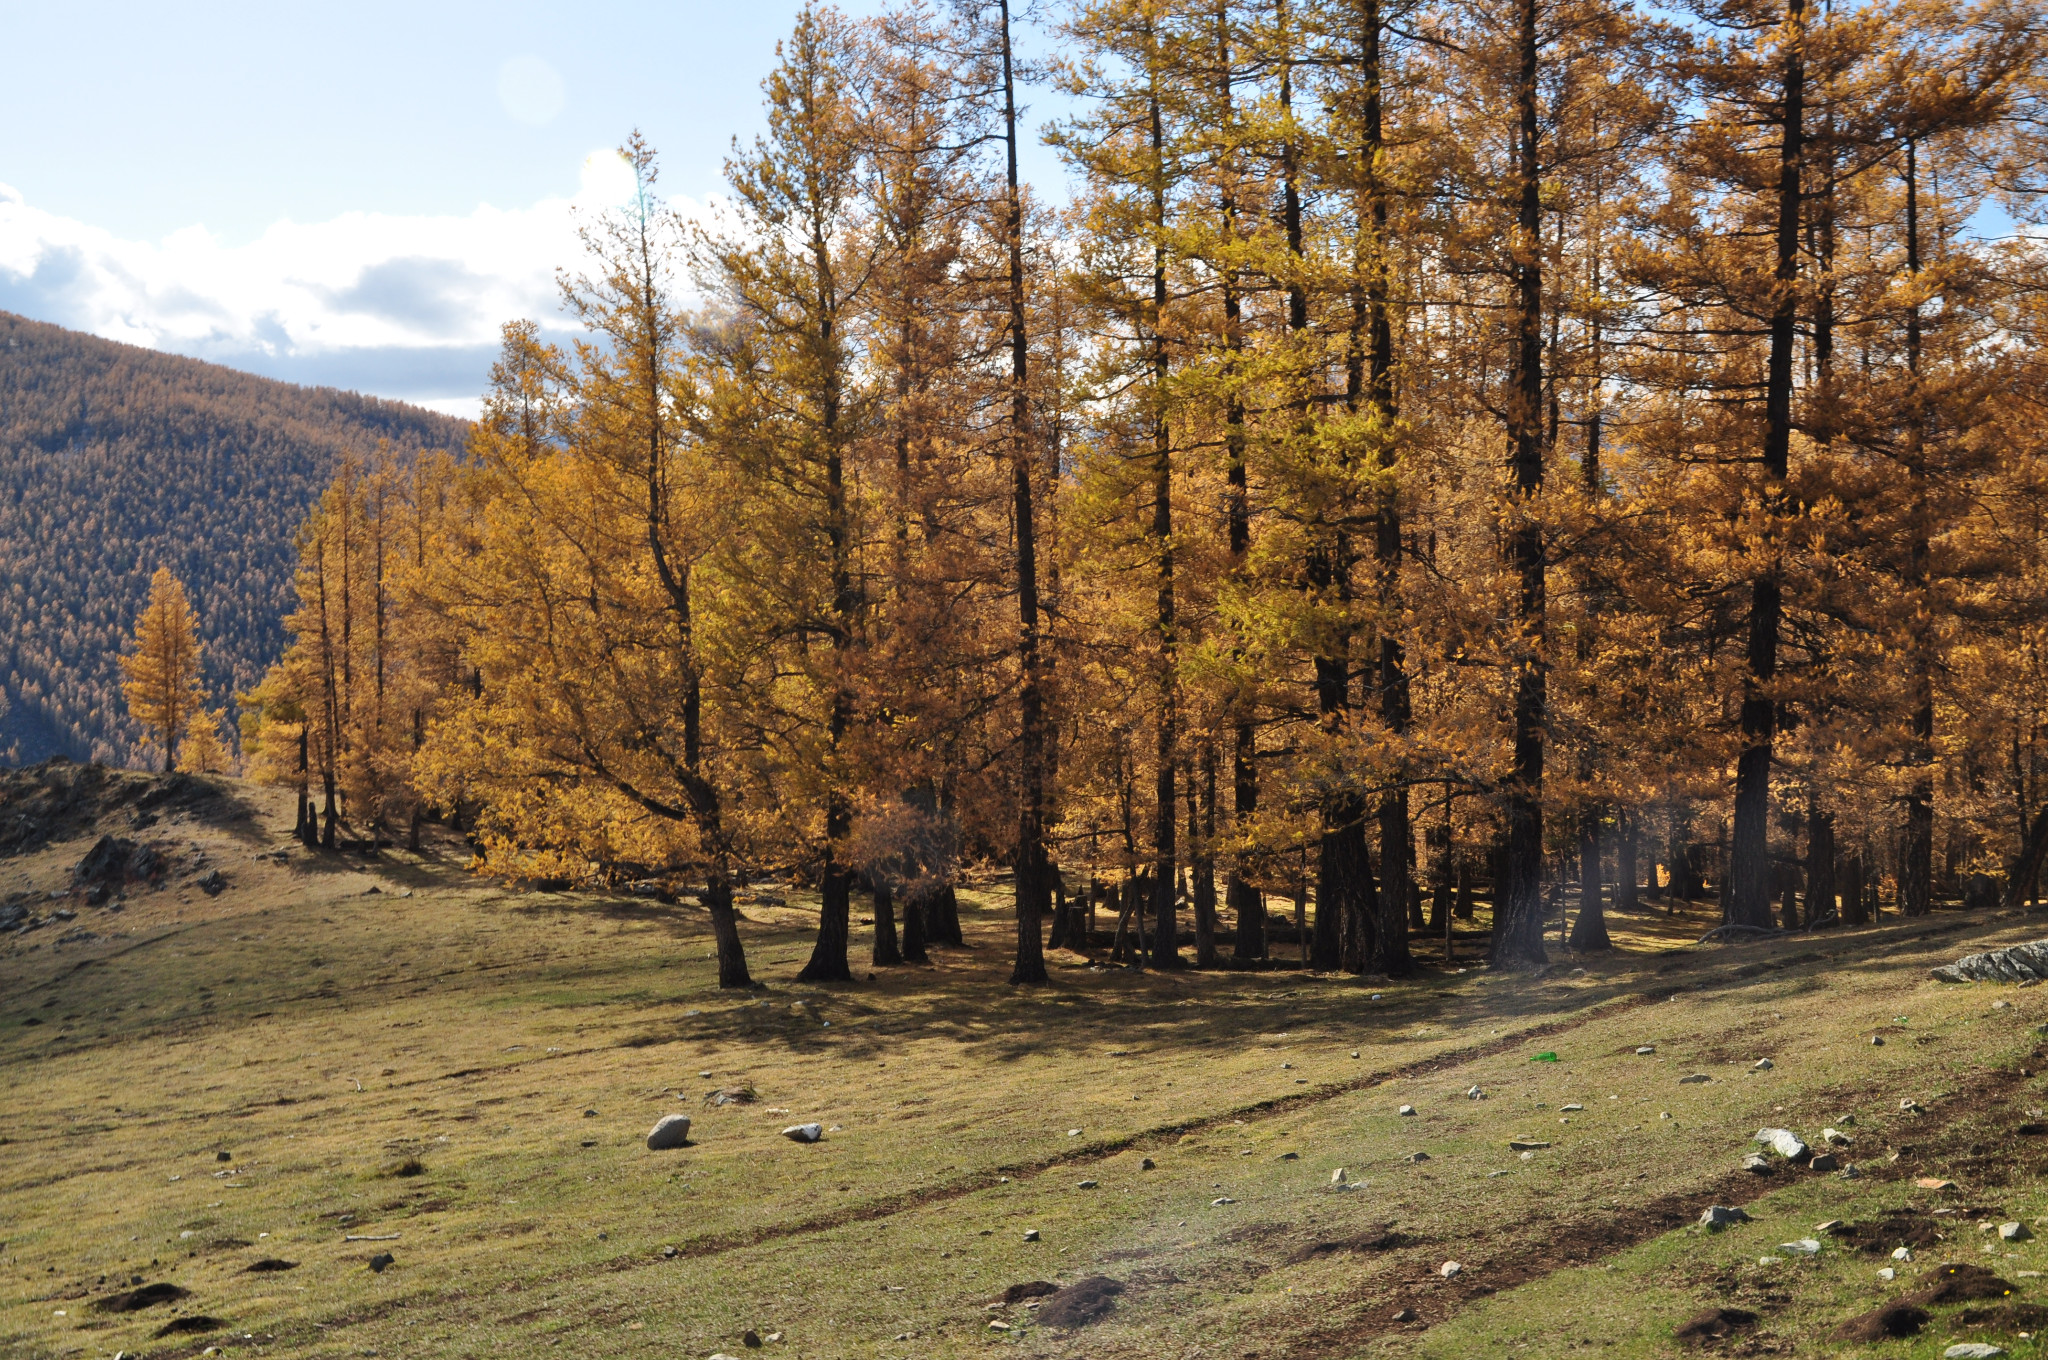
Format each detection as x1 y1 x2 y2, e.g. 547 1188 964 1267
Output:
988 1320 1011 1331
1894 1246 1914 1261
1561 1104 1583 1112
646 1114 693 1150
1636 1045 1656 1055
1466 1085 1487 1100
1399 1105 1417 1117
780 1123 823 1143
1944 1345 2006 1359
1331 1167 1348 1184
2003 1221 2033 1241
1823 1128 1852 1146
1901 1098 1923 1112
1439 1261 1463 1278
1211 1196 1236 1206
1022 1228 1040 1242
1780 1238 1821 1255
1067 1128 1082 1137
1755 1128 1809 1160
1699 1205 1752 1231
1878 1266 1897 1280
1752 1058 1774 1071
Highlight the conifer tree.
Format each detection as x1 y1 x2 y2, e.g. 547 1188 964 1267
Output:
121 566 207 773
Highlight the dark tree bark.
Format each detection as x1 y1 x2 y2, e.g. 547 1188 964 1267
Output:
1899 136 1935 918
703 874 754 990
1490 0 1549 969
1806 794 1836 924
1569 816 1611 950
1727 0 1807 931
871 882 902 967
1616 810 1639 912
901 883 930 963
1841 852 1868 925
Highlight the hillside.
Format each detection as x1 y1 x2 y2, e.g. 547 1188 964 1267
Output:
0 311 468 767
6 761 2048 1357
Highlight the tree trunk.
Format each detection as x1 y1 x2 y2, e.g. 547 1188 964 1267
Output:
1841 852 1868 926
704 873 754 989
1900 136 1935 918
1616 810 1639 912
871 882 902 967
1490 0 1549 969
1726 0 1806 931
1569 815 1611 950
1806 796 1836 924
902 883 930 963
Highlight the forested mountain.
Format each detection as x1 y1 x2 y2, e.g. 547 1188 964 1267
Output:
0 311 467 767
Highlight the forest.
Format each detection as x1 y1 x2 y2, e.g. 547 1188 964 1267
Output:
234 0 2048 979
0 311 467 767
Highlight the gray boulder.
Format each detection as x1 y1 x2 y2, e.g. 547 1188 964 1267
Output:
1754 1127 1809 1160
646 1114 692 1150
1700 1205 1752 1231
1931 939 2048 984
781 1123 823 1143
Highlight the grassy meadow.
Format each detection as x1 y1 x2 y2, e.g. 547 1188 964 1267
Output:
6 767 2048 1358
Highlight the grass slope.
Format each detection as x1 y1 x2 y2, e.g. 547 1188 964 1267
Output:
4 765 2048 1359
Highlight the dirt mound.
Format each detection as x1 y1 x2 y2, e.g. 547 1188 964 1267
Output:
1917 1262 2018 1304
1952 1302 2048 1330
1037 1275 1125 1328
73 834 166 887
88 1282 190 1313
1834 1300 1930 1341
153 1314 225 1337
243 1258 298 1273
1288 1226 1411 1262
1835 1209 1949 1256
0 760 255 861
1674 1307 1758 1342
1000 1280 1060 1303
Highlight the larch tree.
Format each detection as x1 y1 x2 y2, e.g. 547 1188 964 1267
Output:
121 566 207 774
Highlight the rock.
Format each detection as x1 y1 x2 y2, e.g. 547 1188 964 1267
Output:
1839 1163 1864 1179
1067 1128 1082 1137
1439 1261 1463 1278
1699 1205 1752 1231
1755 1127 1809 1160
1211 1196 1237 1205
645 1114 693 1149
368 1252 394 1272
197 870 226 896
584 1109 598 1118
1878 1266 1896 1280
1742 1153 1774 1175
1945 1346 2007 1359
1932 939 2048 984
1022 1229 1040 1242
1078 1179 1098 1188
1636 1045 1656 1055
1902 1098 1924 1112
1466 1085 1486 1100
781 1123 823 1143
1809 1152 1841 1173
1815 1219 1846 1235
742 1329 762 1348
1916 1177 1956 1190
1752 1058 1775 1071
1399 1105 1417 1116
1995 999 2015 1011
986 1320 1011 1332
1401 1150 1431 1163
1823 1127 1852 1146
1872 1035 1886 1045
2003 1221 2033 1241
1561 1103 1583 1112
1392 1308 1417 1322
1895 1246 1914 1261
1780 1238 1822 1255
1140 1157 1156 1170
1678 1073 1711 1084
1331 1168 1348 1184
1507 1139 1550 1152
1276 1152 1298 1161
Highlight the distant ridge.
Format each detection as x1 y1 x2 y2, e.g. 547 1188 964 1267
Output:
0 311 470 767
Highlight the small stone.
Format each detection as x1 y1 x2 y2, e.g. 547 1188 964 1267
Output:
1439 1261 1463 1278
1916 1177 1956 1190
742 1330 762 1348
1351 1050 1361 1059
646 1114 692 1150
1399 1105 1417 1117
1752 1058 1774 1071
1779 1238 1821 1255
1894 1246 1914 1261
1507 1139 1551 1152
1878 1266 1897 1280
1636 1045 1656 1055
1466 1085 1486 1100
216 1151 232 1162
1560 1104 1583 1112
661 1245 678 1258
988 1320 1011 1331
1901 1098 1924 1113
1809 1152 1840 1173
1392 1308 1416 1321
1281 1062 1294 1069
1840 1163 1863 1179
1741 1153 1773 1175
2003 1221 2033 1241
1022 1229 1040 1242
1520 1150 1535 1160
1678 1074 1711 1084
1406 1151 1431 1163
1067 1128 1082 1137
1277 1152 1298 1161
1944 1345 2006 1359
1700 1205 1752 1231
1872 1035 1886 1046
1755 1127 1808 1160
1078 1179 1098 1188
781 1123 823 1143
1998 1001 2016 1011
1212 1196 1236 1205
700 1071 712 1078
1331 1168 1349 1185
368 1252 394 1272
1823 1127 1852 1146
1815 1219 1846 1235
584 1109 598 1118
1140 1157 1156 1170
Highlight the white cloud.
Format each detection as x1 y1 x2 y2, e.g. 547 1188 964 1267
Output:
0 153 699 409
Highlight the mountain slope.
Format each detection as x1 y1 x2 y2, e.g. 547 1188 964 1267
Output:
0 310 469 766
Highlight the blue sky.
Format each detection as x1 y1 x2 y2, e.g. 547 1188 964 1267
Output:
0 0 1074 417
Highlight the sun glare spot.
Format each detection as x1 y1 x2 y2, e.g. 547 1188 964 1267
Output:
577 149 638 209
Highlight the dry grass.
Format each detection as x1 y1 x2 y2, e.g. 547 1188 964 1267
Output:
4 768 2048 1358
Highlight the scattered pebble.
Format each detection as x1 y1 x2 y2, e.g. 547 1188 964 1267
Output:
1699 1205 1751 1231
1406 1151 1431 1163
1894 1246 1914 1261
988 1320 1011 1332
1331 1168 1349 1185
1439 1261 1463 1278
1944 1345 2006 1359
646 1115 692 1151
1399 1105 1417 1117
1878 1266 1897 1280
1752 1058 1774 1071
1636 1046 1656 1056
1916 1177 1956 1191
1779 1238 1821 1256
2004 1222 2033 1242
1901 1099 1924 1113
1466 1086 1487 1100
1741 1153 1773 1175
1560 1104 1583 1113
1823 1127 1852 1146
1067 1128 1082 1137
1872 1035 1886 1046
781 1124 823 1144
1809 1152 1841 1173
1678 1074 1711 1085
1022 1229 1040 1242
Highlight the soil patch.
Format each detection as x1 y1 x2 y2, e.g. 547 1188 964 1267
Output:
1288 1226 1412 1263
1674 1307 1758 1343
153 1314 226 1338
1835 1209 1949 1256
1000 1280 1059 1304
1952 1302 2048 1331
88 1282 190 1313
1915 1262 2018 1304
244 1259 299 1273
1037 1275 1125 1328
1834 1300 1930 1341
